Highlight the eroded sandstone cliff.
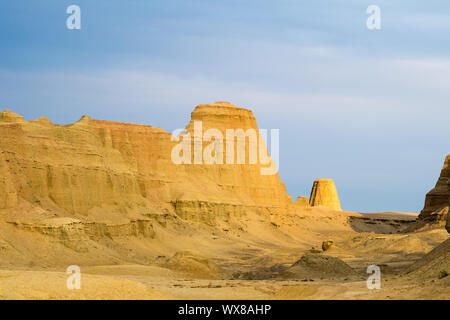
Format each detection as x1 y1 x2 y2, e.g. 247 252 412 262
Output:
309 179 342 211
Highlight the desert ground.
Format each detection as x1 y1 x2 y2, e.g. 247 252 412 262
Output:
1 209 448 300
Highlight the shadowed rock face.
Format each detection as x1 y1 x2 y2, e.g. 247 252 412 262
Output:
419 155 449 225
447 179 450 233
0 103 292 226
309 179 342 211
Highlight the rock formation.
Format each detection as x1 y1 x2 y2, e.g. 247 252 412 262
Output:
447 179 450 233
164 251 223 279
309 179 342 211
0 103 292 228
406 238 450 278
281 253 355 279
419 155 450 224
294 196 310 208
322 240 334 251
0 109 24 123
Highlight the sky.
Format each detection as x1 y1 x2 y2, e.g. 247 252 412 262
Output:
0 0 449 213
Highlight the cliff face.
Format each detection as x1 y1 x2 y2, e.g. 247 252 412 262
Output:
419 155 450 224
309 179 342 211
0 103 292 227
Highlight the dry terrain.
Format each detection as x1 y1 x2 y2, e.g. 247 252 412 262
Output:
0 208 448 300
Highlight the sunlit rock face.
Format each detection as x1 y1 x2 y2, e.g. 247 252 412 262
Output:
309 179 342 211
0 103 292 227
419 155 450 225
446 179 450 233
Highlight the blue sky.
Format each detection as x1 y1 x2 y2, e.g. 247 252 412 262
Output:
1 1 449 212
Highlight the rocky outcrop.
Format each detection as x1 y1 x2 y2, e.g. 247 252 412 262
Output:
294 196 310 208
163 250 224 279
322 240 334 251
309 179 342 211
0 110 24 123
7 217 158 252
0 103 292 228
406 238 450 278
447 179 450 233
281 253 355 279
419 155 450 225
